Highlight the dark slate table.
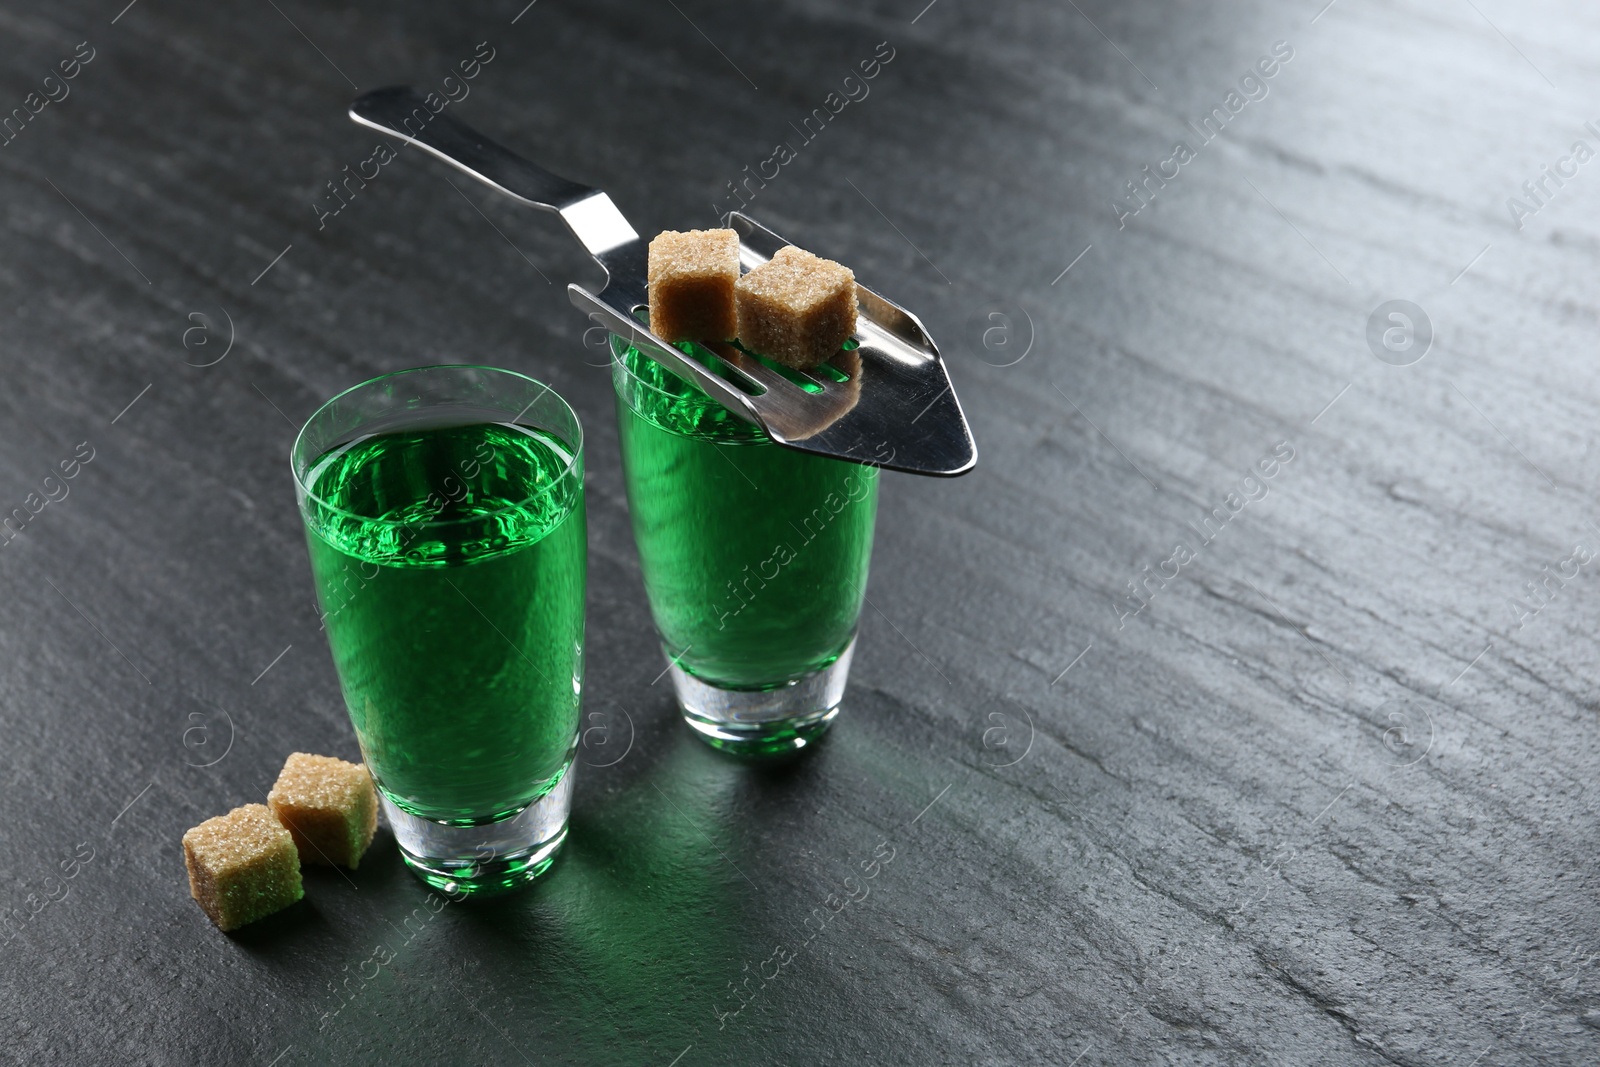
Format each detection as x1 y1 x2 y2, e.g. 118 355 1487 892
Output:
4 0 1598 1063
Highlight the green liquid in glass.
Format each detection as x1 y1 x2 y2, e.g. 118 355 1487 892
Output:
302 421 585 823
612 339 878 690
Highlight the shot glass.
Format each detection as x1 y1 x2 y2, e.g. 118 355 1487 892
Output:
611 336 879 755
292 366 586 894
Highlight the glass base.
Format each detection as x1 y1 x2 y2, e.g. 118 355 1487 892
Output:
380 762 573 895
669 637 855 756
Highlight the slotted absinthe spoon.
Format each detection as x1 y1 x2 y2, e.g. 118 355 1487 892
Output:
349 86 976 477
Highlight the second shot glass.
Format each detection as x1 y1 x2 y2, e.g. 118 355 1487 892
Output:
611 336 879 756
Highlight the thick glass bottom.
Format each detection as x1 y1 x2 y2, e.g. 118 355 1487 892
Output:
380 762 573 895
670 637 855 756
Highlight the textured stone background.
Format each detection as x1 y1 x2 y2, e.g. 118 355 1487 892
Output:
1 0 1597 1063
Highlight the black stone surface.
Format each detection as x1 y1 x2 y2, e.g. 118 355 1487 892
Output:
2 1 1598 1063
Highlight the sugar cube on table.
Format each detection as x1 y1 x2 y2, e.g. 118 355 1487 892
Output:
182 804 303 932
267 752 378 870
647 228 740 343
734 245 857 370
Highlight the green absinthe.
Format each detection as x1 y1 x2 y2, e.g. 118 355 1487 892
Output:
612 338 879 689
302 421 585 824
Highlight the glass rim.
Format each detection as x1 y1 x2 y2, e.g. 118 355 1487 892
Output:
608 334 707 405
291 363 584 530
609 336 778 447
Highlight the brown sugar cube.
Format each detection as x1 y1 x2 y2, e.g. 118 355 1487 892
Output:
647 228 740 343
734 245 857 370
182 804 303 932
267 753 379 870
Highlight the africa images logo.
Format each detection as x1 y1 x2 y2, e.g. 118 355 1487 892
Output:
1365 300 1432 367
1111 41 1295 229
